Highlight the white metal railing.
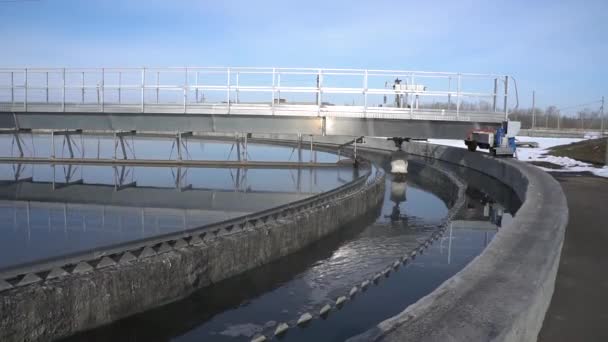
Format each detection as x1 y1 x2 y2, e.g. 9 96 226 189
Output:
0 67 512 122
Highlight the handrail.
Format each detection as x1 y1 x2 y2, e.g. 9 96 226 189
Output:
0 67 512 120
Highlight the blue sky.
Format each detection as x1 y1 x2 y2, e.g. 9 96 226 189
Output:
0 0 606 111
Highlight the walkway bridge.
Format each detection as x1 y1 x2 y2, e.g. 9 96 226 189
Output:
0 67 514 139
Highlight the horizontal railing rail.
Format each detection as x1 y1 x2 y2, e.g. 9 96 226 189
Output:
0 67 513 122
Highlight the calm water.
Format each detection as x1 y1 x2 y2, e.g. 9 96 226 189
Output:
0 136 357 269
64 158 520 342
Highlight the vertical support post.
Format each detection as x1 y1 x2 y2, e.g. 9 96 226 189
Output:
10 71 14 106
236 133 241 162
503 76 509 120
195 71 199 103
456 73 461 119
297 133 302 163
532 90 536 130
310 135 313 163
118 71 122 104
410 73 415 117
271 68 275 113
447 76 452 111
363 69 368 117
177 132 182 161
243 133 248 162
141 68 145 112
277 73 281 105
492 78 498 112
24 68 28 111
235 71 240 104
113 132 117 160
156 71 160 104
101 68 105 112
81 71 85 104
226 68 231 114
45 71 49 103
51 131 55 159
317 69 322 116
184 67 188 113
600 96 605 136
62 68 66 111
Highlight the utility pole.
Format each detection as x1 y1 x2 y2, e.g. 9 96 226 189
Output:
601 96 605 136
532 91 536 130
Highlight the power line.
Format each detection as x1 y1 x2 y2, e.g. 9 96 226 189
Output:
558 100 602 112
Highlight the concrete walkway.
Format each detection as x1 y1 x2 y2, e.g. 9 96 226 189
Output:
539 174 608 342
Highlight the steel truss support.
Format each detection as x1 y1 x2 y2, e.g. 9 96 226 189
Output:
52 129 84 159
114 130 137 160
113 165 137 191
52 164 84 190
0 128 33 158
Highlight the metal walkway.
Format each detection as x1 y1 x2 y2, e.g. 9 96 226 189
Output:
0 67 513 139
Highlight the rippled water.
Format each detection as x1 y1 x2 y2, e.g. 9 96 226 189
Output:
48 147 519 342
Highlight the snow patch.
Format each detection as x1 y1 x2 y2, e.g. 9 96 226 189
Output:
424 137 607 178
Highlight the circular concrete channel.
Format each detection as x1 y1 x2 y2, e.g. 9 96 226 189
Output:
61 147 520 342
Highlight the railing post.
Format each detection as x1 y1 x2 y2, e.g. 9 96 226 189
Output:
492 78 498 112
271 68 275 114
503 75 509 120
118 71 122 104
45 71 49 103
410 73 415 118
156 71 160 104
317 69 322 116
141 68 145 113
184 67 188 113
81 71 85 104
227 68 231 114
24 68 28 111
456 73 461 119
62 68 66 111
10 71 14 106
363 69 368 117
195 71 199 103
235 71 240 104
101 68 105 112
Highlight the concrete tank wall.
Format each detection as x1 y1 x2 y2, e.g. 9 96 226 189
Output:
343 138 568 342
0 170 385 342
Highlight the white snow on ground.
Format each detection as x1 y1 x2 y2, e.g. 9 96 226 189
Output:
426 137 608 178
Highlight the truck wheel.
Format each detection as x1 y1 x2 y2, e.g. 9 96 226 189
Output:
467 141 478 152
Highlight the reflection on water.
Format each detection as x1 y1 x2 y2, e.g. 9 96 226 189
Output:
0 137 357 269
54 154 520 342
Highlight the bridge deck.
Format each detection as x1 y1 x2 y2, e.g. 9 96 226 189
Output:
0 67 512 138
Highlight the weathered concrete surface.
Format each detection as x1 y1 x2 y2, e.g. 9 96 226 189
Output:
0 171 385 342
342 138 568 342
538 174 608 342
